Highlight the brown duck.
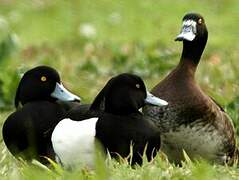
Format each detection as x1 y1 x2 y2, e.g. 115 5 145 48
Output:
143 13 238 165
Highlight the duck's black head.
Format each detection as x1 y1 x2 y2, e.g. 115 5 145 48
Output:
175 13 208 63
15 66 80 108
90 73 168 115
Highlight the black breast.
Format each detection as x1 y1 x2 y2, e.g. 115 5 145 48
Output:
2 101 71 163
95 113 161 165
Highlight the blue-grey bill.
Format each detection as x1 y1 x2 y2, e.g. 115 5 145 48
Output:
51 82 81 102
145 91 168 106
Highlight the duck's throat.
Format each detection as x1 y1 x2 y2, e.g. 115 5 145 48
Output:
181 41 206 65
175 43 203 78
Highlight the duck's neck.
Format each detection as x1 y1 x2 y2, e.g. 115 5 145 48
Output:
181 40 206 64
175 39 207 78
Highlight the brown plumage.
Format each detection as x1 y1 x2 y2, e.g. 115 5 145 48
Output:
143 13 237 165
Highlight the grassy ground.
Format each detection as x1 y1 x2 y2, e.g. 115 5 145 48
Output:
0 0 239 179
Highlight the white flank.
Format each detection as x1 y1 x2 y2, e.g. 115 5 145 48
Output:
51 117 98 169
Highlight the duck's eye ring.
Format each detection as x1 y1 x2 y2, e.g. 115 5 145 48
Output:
41 76 47 82
136 84 140 89
198 18 202 24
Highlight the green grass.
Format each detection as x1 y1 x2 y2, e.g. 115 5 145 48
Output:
0 0 239 179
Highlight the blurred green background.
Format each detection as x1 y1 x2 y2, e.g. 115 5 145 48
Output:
0 0 239 179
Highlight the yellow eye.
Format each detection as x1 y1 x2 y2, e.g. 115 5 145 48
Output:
136 84 140 89
41 76 47 82
198 18 202 24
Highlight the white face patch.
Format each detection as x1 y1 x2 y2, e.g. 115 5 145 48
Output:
176 20 197 41
182 20 197 33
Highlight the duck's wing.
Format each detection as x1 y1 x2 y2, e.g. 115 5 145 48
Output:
64 104 101 121
209 96 225 112
207 96 237 163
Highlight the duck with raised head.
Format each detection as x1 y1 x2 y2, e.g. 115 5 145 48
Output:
143 13 238 165
51 73 168 169
2 66 81 164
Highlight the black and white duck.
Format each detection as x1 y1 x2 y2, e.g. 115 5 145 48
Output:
51 73 168 169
